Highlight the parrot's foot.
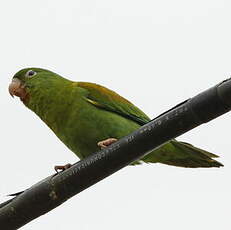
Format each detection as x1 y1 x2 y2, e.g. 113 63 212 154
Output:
54 163 72 173
97 138 118 149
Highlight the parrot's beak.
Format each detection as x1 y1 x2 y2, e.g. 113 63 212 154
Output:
8 78 27 100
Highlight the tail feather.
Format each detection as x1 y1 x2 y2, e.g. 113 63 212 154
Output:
140 140 223 168
178 141 219 158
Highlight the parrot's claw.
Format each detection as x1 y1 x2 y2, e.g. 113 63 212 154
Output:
97 138 118 149
54 163 72 173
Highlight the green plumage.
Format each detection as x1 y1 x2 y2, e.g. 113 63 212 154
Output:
12 68 223 168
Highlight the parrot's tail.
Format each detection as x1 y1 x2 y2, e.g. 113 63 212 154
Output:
140 140 223 168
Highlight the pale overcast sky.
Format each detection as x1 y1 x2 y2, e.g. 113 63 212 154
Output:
1 0 231 229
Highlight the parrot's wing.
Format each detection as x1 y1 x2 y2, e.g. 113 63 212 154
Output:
78 82 150 125
77 82 223 168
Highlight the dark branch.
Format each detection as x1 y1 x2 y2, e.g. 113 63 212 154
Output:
1 78 231 229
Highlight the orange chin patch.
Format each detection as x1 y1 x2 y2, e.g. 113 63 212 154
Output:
9 78 28 102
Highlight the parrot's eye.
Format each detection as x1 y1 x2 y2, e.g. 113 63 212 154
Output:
25 70 37 78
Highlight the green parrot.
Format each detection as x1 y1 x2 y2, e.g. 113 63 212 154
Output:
9 68 223 170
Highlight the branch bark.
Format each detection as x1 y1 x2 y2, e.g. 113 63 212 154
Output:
1 78 231 229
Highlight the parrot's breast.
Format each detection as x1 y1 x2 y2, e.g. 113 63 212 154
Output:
28 87 140 159
58 98 141 159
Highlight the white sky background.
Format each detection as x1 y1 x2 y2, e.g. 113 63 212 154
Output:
1 0 231 229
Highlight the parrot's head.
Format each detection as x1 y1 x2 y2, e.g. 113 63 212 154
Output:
9 67 62 103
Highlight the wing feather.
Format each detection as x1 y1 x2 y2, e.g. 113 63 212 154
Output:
78 82 150 125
